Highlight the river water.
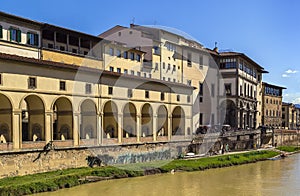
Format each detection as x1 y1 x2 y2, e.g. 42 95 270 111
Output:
40 153 300 196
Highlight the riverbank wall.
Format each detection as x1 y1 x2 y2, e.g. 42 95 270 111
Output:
0 141 189 179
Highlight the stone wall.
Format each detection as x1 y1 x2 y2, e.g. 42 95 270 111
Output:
0 141 190 178
273 130 300 146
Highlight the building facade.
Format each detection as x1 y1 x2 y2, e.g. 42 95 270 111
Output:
282 102 296 129
261 82 285 128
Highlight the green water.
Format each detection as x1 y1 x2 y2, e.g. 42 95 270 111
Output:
39 153 300 196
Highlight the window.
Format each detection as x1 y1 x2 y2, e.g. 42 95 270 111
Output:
28 77 36 89
168 78 171 82
108 87 113 95
145 91 149 98
136 54 141 62
0 74 2 85
177 95 180 101
10 28 21 42
124 69 128 74
153 46 160 54
149 74 152 78
167 64 171 70
199 113 203 125
187 80 191 86
199 97 203 103
0 25 2 39
128 89 133 98
137 72 141 76
173 65 176 72
187 95 191 103
266 99 268 104
163 62 165 69
117 68 121 73
225 84 232 95
199 55 203 65
163 77 165 81
85 83 92 94
155 63 159 71
72 48 77 53
130 52 134 60
131 70 135 75
116 49 121 57
161 92 165 101
123 51 128 59
211 84 215 97
59 81 66 91
187 53 192 67
173 79 176 82
109 48 114 56
27 32 39 46
166 42 176 51
199 83 203 96
143 73 147 78
220 58 237 69
240 85 243 96
266 110 268 116
109 66 114 72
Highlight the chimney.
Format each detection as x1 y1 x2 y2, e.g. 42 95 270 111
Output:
213 41 218 53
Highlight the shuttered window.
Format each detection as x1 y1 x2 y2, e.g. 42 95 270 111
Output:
10 28 21 42
0 25 2 39
27 32 39 46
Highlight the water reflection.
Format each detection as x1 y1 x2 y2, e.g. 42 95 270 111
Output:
39 154 300 196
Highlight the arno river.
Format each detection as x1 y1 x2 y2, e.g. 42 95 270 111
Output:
39 153 300 196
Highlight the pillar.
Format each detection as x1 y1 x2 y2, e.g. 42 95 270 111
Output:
153 114 157 141
137 114 141 142
12 110 21 150
73 112 80 146
45 111 53 143
118 114 122 143
98 113 103 145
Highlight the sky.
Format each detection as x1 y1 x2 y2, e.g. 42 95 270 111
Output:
1 0 300 103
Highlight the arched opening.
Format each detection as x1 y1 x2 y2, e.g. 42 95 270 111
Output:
239 101 244 129
80 100 97 140
220 100 237 128
123 103 137 138
103 101 118 139
53 97 73 141
0 94 12 147
157 105 168 137
172 106 185 135
141 103 153 138
21 95 45 142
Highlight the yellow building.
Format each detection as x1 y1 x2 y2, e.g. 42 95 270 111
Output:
0 12 194 151
282 102 296 129
261 82 285 128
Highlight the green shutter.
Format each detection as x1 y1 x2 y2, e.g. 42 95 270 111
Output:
34 34 39 46
9 28 12 41
27 32 30 44
17 30 21 43
0 26 2 39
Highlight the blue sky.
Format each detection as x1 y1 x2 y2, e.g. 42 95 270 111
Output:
1 0 300 103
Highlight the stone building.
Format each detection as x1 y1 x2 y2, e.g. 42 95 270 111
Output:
0 11 194 151
282 102 296 129
261 82 285 128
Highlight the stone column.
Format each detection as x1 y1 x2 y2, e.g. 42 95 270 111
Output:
153 114 157 141
73 112 80 146
118 114 122 143
98 113 103 145
45 111 53 142
136 114 141 142
12 109 22 150
168 115 172 141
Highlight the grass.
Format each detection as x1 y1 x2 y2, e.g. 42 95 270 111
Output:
0 150 280 195
276 146 300 152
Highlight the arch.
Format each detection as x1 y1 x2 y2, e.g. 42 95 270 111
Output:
53 97 73 140
80 99 97 139
0 94 12 143
220 99 236 128
141 103 153 137
21 95 45 141
123 102 137 138
103 101 118 138
172 106 185 135
157 105 168 137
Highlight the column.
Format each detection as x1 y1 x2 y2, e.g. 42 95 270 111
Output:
118 114 122 143
73 112 80 146
168 115 172 141
54 31 57 49
12 110 22 150
98 113 103 145
45 111 53 143
136 114 141 142
153 114 157 141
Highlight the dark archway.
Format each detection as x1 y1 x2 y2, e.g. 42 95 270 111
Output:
22 95 45 141
53 97 73 140
220 100 237 128
0 94 12 144
103 101 118 138
80 100 97 139
123 103 137 138
141 103 153 137
157 105 168 137
172 106 185 135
